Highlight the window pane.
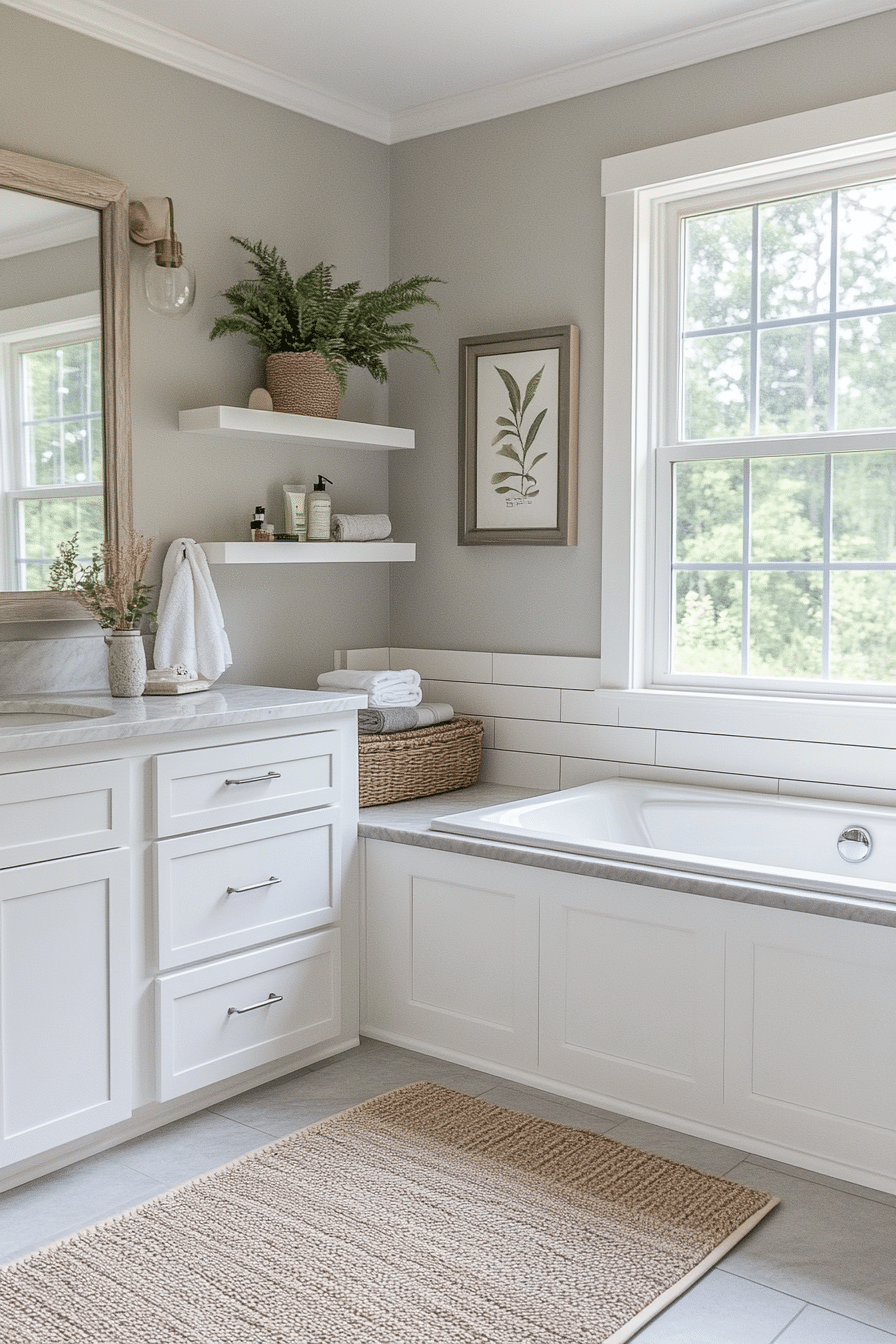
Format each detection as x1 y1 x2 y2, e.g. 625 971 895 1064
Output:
683 207 752 330
750 456 825 561
838 180 896 311
757 323 829 434
749 571 822 678
674 571 742 675
16 496 104 591
831 451 896 560
830 571 896 682
22 341 99 421
759 193 831 321
682 332 750 439
24 421 65 486
674 459 743 563
836 314 896 431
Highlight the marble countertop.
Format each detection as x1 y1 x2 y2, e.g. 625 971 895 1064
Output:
359 783 896 931
0 684 366 753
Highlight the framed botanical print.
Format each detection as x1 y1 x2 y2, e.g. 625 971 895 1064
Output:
458 325 578 545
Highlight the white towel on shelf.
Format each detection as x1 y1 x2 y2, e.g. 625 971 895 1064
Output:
332 513 392 542
317 667 422 707
154 539 232 682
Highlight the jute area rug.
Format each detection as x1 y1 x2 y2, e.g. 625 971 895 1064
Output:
0 1081 777 1343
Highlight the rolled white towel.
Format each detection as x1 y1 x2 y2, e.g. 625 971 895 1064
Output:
332 513 392 542
317 667 422 707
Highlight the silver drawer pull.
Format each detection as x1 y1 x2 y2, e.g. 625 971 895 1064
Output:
227 991 283 1016
224 771 281 786
226 876 282 895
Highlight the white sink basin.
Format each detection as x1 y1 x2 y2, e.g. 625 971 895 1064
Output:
0 701 116 726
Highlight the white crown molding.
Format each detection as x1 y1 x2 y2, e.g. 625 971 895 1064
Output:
4 0 895 146
390 0 896 141
0 215 96 259
2 0 391 143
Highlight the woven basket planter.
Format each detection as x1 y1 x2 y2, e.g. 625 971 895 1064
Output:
358 715 484 807
265 352 341 418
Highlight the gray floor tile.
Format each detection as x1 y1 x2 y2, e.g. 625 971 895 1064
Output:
722 1162 896 1335
0 1152 164 1260
475 1083 620 1133
292 1037 508 1100
111 1109 272 1187
211 1082 372 1138
776 1305 896 1342
600 1115 750 1176
747 1153 896 1210
631 1268 804 1342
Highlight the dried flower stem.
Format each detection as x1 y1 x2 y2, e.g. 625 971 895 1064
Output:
49 531 155 630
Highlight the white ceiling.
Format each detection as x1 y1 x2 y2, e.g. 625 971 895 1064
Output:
5 0 896 142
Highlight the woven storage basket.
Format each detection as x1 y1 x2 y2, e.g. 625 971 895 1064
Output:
358 715 483 807
265 352 341 418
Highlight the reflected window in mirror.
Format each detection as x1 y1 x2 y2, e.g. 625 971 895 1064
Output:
0 190 102 591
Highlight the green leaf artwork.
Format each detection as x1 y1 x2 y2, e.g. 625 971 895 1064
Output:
489 365 547 501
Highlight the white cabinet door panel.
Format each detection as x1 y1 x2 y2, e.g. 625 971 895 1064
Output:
154 733 338 836
724 901 896 1180
539 879 727 1121
364 841 539 1070
0 759 129 868
0 849 131 1163
156 930 341 1100
156 808 339 968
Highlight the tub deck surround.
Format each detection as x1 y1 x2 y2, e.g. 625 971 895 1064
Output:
359 784 896 929
360 784 896 1193
0 683 367 757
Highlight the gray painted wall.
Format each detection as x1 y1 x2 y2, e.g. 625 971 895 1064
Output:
387 9 896 658
4 5 896 677
0 237 99 310
0 5 391 689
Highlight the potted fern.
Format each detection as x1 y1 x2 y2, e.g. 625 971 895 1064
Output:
210 238 443 417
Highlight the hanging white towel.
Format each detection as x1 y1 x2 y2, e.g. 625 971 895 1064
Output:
154 539 232 682
316 668 422 707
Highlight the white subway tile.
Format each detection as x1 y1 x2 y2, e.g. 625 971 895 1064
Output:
778 778 896 808
657 730 896 789
479 716 496 750
560 758 622 788
390 648 493 682
479 749 561 790
561 689 621 726
340 647 390 671
422 679 560 721
496 718 656 765
623 763 778 794
492 653 600 690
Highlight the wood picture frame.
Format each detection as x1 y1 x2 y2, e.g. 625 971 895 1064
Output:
459 325 578 545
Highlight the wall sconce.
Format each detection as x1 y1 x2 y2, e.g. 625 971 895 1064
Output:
128 196 196 317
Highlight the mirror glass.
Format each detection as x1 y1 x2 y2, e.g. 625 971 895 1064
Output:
0 149 131 622
0 189 102 590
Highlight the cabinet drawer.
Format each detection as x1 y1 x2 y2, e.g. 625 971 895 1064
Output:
0 759 129 868
155 808 340 969
156 930 340 1100
154 733 338 836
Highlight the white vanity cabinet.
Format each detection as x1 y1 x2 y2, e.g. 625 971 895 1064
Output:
0 687 361 1186
0 761 132 1165
152 730 346 1100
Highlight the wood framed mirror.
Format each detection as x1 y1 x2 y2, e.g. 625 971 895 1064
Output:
0 147 131 621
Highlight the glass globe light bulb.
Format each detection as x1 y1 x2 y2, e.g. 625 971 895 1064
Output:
143 233 195 317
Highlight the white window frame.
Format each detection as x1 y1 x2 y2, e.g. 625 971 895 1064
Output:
601 89 896 700
0 292 101 591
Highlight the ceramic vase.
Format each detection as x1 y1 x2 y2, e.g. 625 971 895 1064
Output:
265 352 341 418
106 629 147 697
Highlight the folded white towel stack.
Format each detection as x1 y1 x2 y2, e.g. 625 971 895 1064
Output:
154 539 232 682
317 667 422 707
332 514 392 542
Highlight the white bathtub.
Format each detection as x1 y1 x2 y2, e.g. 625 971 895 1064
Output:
431 778 896 902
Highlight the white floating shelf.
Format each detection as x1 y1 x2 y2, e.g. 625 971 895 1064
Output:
179 405 414 451
200 542 416 564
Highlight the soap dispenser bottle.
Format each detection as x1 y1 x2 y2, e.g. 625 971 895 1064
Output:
307 475 333 541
